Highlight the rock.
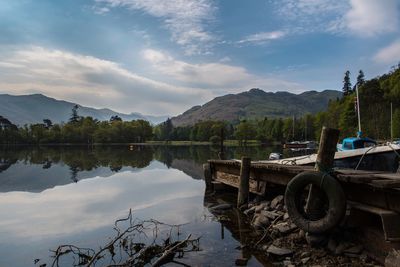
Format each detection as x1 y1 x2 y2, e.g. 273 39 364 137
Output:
283 260 292 266
344 244 363 254
300 251 311 258
275 204 284 211
209 203 233 212
255 202 269 213
306 233 328 247
243 206 256 216
235 258 248 266
260 210 280 220
385 249 400 267
252 214 270 229
327 238 337 253
334 242 351 255
266 245 293 257
272 222 297 234
298 230 305 239
270 195 284 209
283 212 289 220
301 257 311 264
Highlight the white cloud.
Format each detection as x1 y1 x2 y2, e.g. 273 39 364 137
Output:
374 39 400 64
94 0 216 55
238 31 286 45
0 46 210 115
0 46 307 117
271 0 399 37
344 0 399 36
142 48 305 93
271 0 348 33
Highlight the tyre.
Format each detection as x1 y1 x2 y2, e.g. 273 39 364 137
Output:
285 171 346 234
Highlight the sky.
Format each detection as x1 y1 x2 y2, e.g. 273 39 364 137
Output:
0 0 399 116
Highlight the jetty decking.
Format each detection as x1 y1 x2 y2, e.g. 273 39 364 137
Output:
206 159 400 241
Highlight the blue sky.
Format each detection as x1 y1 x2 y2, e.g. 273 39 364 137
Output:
0 0 399 116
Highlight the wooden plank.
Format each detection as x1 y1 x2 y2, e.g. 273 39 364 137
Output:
215 171 266 195
368 179 400 189
238 157 251 208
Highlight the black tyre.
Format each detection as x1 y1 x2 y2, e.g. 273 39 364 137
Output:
285 171 346 234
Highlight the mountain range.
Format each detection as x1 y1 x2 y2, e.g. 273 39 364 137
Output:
171 88 342 126
0 89 342 127
0 94 168 125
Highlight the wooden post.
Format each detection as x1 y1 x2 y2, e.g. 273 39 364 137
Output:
306 127 340 219
218 128 225 160
237 157 251 208
203 163 213 193
315 127 340 172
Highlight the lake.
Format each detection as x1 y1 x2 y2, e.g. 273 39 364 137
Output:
0 145 303 266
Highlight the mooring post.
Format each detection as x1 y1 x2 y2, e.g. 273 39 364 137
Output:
306 127 340 244
237 157 251 208
203 163 213 193
218 128 225 160
315 127 340 172
307 127 340 213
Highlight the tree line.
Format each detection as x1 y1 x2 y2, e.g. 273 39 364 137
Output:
1 64 399 144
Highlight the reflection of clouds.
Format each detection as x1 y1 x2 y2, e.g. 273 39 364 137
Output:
0 166 204 240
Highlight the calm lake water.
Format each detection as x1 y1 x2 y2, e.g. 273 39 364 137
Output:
0 145 305 266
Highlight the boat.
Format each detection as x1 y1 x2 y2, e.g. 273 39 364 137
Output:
283 116 317 150
284 140 317 150
268 85 400 172
267 143 400 172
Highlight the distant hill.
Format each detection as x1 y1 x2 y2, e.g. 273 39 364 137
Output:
0 94 168 125
171 89 342 126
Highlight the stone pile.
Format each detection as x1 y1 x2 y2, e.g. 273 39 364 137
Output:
241 195 381 267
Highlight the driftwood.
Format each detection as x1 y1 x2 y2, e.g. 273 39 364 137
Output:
37 209 200 267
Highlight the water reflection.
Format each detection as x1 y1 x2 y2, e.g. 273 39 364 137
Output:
0 145 287 193
0 145 290 266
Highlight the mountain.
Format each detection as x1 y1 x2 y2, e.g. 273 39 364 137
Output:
171 89 342 126
0 94 168 125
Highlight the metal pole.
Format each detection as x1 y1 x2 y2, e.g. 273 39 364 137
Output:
391 102 393 141
356 84 362 137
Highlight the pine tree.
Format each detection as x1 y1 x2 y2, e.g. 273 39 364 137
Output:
354 70 365 90
342 70 352 96
69 105 80 123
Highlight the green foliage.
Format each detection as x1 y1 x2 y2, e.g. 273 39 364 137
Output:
342 70 352 96
2 66 399 144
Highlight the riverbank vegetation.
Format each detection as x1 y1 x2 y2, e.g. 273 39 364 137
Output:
1 65 399 145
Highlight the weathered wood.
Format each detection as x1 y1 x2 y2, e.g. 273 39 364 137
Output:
215 171 266 195
237 157 251 208
315 127 340 172
203 163 213 193
218 128 225 160
306 127 340 219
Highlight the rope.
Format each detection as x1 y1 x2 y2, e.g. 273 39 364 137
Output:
355 145 376 170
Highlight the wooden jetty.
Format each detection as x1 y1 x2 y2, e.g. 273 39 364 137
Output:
204 127 400 260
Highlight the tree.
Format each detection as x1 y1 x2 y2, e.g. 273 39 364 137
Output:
43 119 53 129
342 70 352 96
355 70 365 90
69 105 81 123
235 120 256 145
110 115 122 122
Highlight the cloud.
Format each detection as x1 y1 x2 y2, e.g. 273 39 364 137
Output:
0 46 209 115
271 0 399 37
0 46 307 117
94 0 217 55
142 48 305 93
374 39 400 65
271 0 348 34
238 31 286 45
344 0 399 36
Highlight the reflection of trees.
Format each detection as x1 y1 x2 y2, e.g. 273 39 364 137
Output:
0 146 154 178
0 145 287 181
